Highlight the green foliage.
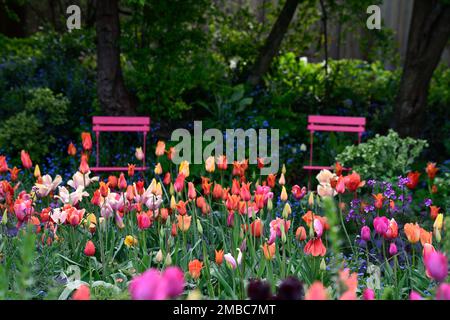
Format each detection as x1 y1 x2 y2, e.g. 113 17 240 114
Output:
336 130 428 180
0 88 69 159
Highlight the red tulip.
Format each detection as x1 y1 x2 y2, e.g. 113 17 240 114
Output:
84 240 96 256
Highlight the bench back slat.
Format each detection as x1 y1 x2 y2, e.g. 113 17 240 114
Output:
308 115 366 127
307 124 365 133
93 116 150 126
93 125 150 132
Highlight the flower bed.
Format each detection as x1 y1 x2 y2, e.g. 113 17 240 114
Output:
0 134 448 300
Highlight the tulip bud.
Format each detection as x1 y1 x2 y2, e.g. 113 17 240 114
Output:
282 203 291 219
165 253 172 266
282 164 286 175
267 198 273 211
308 192 315 207
155 249 163 263
170 195 177 210
169 183 175 196
154 163 163 175
279 173 286 186
389 243 397 256
435 229 441 243
34 164 41 178
280 186 288 202
197 219 203 235
320 258 326 271
434 214 443 231
2 209 7 225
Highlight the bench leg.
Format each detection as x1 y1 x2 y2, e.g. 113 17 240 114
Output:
96 131 100 167
308 131 314 190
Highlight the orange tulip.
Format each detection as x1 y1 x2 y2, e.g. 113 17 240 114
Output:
266 174 276 188
9 166 20 181
302 211 315 227
425 162 438 180
406 171 420 190
262 242 276 260
296 226 307 241
67 142 77 156
188 259 203 279
81 132 92 151
212 183 223 199
155 141 166 157
177 214 191 232
334 162 343 176
21 150 32 169
305 281 328 300
372 193 384 209
344 172 365 192
430 206 440 220
215 249 224 265
0 156 8 173
166 146 175 161
250 219 263 238
216 155 228 170
128 164 135 177
79 158 90 174
201 177 212 196
419 228 432 246
404 223 421 244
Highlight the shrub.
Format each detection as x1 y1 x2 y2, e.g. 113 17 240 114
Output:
336 130 428 180
0 88 69 160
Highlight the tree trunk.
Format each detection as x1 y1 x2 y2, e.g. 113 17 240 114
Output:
246 0 300 86
96 0 136 115
393 0 450 137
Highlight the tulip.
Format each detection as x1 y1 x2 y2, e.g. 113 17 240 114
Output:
188 259 203 279
79 158 90 174
178 160 190 177
362 288 375 300
409 291 423 300
278 173 285 186
335 176 346 194
67 142 77 156
154 163 163 175
266 174 276 188
137 213 151 230
216 155 228 170
406 171 420 190
163 172 171 185
129 268 167 300
118 173 127 189
372 193 384 209
84 240 96 256
430 206 440 220
250 219 263 238
389 243 397 256
425 162 438 180
434 213 443 231
305 282 328 300
21 150 32 169
419 228 432 246
215 249 224 265
34 164 41 178
174 174 185 193
282 202 291 219
201 177 212 196
280 186 288 201
424 251 448 282
373 216 389 236
177 215 191 232
205 156 215 173
360 226 371 241
155 141 166 157
135 147 144 161
72 285 90 300
262 242 276 260
291 185 307 200
240 182 251 201
187 182 196 200
436 283 450 300
162 267 185 298
81 132 92 151
212 183 223 199
404 223 421 243
108 175 118 189
304 238 326 257
295 226 307 241
128 164 135 177
344 172 365 192
0 156 9 173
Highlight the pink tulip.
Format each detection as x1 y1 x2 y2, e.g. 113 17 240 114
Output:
362 288 375 300
409 291 423 300
360 226 371 241
436 283 450 300
424 251 448 282
162 267 185 298
129 269 168 300
389 243 397 256
373 216 389 236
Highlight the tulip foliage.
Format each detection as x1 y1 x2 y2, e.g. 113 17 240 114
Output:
0 136 448 301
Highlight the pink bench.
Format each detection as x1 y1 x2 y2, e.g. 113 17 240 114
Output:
91 116 151 173
303 115 366 188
